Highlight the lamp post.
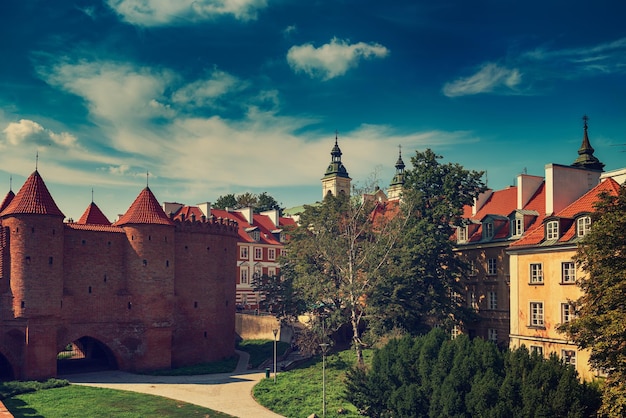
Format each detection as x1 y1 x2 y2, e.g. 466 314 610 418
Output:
272 328 278 383
319 343 329 418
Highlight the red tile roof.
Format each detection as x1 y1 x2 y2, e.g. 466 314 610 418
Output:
76 202 111 225
511 178 621 247
113 187 174 226
473 187 518 220
66 223 125 233
0 170 64 217
0 191 15 213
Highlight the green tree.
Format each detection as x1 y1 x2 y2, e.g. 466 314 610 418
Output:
346 329 601 417
213 193 238 209
367 149 485 337
236 192 258 208
558 183 626 416
282 189 404 364
256 192 282 213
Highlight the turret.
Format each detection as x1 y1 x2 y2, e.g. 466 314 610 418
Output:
0 170 65 319
321 133 351 198
571 115 605 171
387 146 406 200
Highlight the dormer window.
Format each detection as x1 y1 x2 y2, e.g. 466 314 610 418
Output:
457 226 467 243
577 216 591 237
512 218 524 236
546 220 559 240
484 222 494 239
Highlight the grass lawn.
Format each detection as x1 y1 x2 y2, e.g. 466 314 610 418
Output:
238 339 290 368
4 385 234 417
253 348 372 418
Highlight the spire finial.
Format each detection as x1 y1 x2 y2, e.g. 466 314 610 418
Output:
9 175 12 192
398 144 402 158
91 188 94 203
35 151 39 170
335 129 339 145
583 114 589 129
146 170 149 187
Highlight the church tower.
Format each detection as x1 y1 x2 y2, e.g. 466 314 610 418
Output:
321 134 351 198
387 146 406 200
571 115 605 171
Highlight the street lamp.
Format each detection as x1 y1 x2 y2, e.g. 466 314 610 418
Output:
319 342 329 418
272 328 278 383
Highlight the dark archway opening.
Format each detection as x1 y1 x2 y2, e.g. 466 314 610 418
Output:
57 336 117 375
0 353 14 381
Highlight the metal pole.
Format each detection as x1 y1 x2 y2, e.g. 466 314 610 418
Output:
273 328 278 383
320 343 329 418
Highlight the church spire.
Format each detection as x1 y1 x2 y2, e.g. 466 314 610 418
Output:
571 115 605 171
387 145 406 200
321 132 351 198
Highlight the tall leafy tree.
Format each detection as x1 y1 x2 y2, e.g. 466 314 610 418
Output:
367 149 485 337
213 193 238 209
558 183 626 416
256 192 282 213
281 189 404 364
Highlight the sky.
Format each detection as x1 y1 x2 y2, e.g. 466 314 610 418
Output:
1 0 625 221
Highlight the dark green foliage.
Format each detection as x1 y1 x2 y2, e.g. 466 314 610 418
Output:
558 183 626 415
367 149 485 338
0 378 68 399
212 192 283 213
345 329 601 417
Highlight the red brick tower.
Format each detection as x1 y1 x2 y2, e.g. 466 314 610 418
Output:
0 170 65 379
113 187 176 371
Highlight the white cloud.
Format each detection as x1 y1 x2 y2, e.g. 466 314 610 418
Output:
2 119 77 148
443 63 522 97
106 0 268 26
172 70 247 107
443 37 626 97
287 37 389 80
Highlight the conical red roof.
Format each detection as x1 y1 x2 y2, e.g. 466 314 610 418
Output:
0 171 64 217
113 187 174 226
77 201 111 225
0 190 15 213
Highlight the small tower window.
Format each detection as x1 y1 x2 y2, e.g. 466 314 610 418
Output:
148 235 151 241
49 257 53 265
21 301 25 308
88 286 92 294
25 256 31 264
194 301 198 308
104 274 107 283
143 259 148 267
128 302 132 310
166 260 169 267
31 227 35 233
82 240 86 245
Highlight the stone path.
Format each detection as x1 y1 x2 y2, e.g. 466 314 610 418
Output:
65 350 285 418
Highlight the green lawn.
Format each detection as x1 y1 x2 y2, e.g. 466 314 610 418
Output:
253 348 372 418
4 385 234 418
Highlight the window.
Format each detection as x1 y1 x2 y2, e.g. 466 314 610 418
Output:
561 303 573 323
488 328 498 343
487 258 497 275
457 226 467 242
451 325 461 339
530 263 543 284
468 291 478 310
577 216 591 237
254 266 262 279
240 268 249 284
251 230 260 241
451 291 461 305
268 248 276 261
530 302 544 327
562 262 576 284
485 222 494 239
546 220 559 240
468 260 477 276
488 291 497 310
562 349 576 366
268 267 276 277
240 246 249 259
512 218 524 236
531 346 543 356
254 247 262 260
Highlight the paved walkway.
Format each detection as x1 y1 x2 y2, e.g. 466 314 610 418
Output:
65 350 284 418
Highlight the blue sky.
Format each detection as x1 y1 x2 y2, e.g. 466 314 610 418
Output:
1 0 625 220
